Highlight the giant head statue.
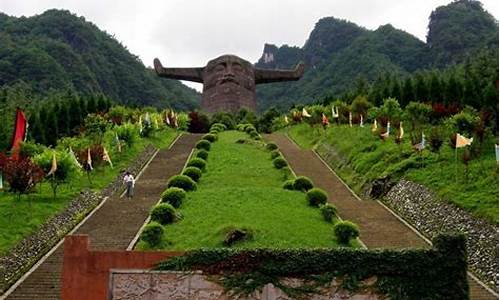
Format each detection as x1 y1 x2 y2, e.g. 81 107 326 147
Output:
154 54 304 113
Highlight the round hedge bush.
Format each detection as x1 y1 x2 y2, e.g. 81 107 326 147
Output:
183 166 202 182
306 188 328 207
167 175 197 191
249 131 260 138
272 157 288 169
270 150 281 159
283 180 295 190
333 220 360 244
161 187 186 208
266 143 278 151
202 133 217 142
293 176 314 191
244 125 256 133
150 203 177 225
195 149 209 160
195 140 211 151
210 123 227 132
187 157 206 171
140 222 164 247
320 203 337 222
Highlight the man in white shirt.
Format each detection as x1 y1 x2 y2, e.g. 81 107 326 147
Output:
123 171 135 199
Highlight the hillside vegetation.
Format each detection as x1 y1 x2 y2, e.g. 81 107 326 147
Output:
256 0 498 111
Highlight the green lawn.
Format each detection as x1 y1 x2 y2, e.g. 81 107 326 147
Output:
138 131 344 250
287 123 499 223
0 129 177 254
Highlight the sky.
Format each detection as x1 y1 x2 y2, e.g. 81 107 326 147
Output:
1 0 499 91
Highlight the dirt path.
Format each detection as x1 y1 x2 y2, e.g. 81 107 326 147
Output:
267 133 497 300
4 134 200 300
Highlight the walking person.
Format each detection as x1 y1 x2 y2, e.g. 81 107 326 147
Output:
123 171 135 199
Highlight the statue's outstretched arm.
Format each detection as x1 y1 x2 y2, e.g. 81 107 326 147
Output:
254 62 305 84
154 58 204 83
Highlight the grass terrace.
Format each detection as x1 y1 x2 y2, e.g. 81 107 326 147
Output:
137 131 351 250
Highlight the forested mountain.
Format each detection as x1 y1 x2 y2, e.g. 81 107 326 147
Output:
256 0 498 112
0 9 200 110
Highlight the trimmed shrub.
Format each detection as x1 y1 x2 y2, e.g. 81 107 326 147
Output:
183 166 202 182
210 122 227 132
333 221 360 244
306 188 328 207
320 203 337 222
187 158 207 171
151 203 177 225
195 140 211 151
140 222 164 246
167 175 197 191
202 133 217 142
293 176 314 191
270 150 281 159
236 139 247 144
244 125 256 133
161 187 186 208
266 143 278 151
195 149 209 160
249 131 260 139
283 180 295 190
272 157 288 169
223 228 253 247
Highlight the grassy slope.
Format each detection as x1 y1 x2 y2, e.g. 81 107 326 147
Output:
139 131 343 250
286 124 498 223
0 129 177 254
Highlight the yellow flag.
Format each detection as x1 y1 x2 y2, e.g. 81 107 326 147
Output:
302 108 311 118
456 133 473 148
399 122 404 139
47 152 57 176
87 148 93 171
102 147 113 168
371 120 378 132
349 112 352 127
284 115 289 124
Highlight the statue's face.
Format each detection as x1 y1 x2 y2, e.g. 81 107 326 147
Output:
203 55 255 92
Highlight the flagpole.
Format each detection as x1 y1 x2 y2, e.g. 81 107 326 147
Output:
455 147 458 184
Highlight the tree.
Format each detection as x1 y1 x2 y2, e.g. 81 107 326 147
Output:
414 73 429 101
84 114 109 144
379 98 403 123
444 74 462 104
404 102 433 130
401 77 415 106
428 72 443 103
0 153 44 200
29 111 46 145
35 150 80 200
390 79 403 103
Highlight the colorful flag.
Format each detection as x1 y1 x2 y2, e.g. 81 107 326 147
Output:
86 148 93 171
455 133 473 148
166 111 171 125
144 113 151 126
332 106 339 118
322 113 329 126
47 152 57 176
10 108 28 159
398 122 404 139
138 116 143 134
371 120 378 132
349 112 352 127
0 172 3 191
360 115 364 127
68 147 82 169
380 121 390 139
495 144 499 162
115 132 122 153
302 108 311 118
102 147 113 168
284 115 289 124
414 132 426 151
153 116 159 129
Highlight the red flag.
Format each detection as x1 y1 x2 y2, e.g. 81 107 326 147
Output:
322 113 329 126
10 108 28 159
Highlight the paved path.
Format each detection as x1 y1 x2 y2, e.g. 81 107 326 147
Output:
267 133 497 300
4 134 200 300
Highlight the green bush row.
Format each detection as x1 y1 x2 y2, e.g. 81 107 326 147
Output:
155 234 469 299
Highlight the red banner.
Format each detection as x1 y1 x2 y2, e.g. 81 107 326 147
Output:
10 108 27 159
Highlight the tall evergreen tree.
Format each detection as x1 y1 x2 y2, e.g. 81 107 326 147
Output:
29 111 46 145
390 79 403 103
428 72 444 103
401 77 415 106
444 74 462 104
414 73 429 101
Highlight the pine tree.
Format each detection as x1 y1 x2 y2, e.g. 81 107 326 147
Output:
444 74 462 104
58 101 70 137
79 97 88 120
45 106 59 146
414 73 429 102
402 77 415 106
390 79 403 104
428 72 443 103
87 95 97 114
29 111 46 145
